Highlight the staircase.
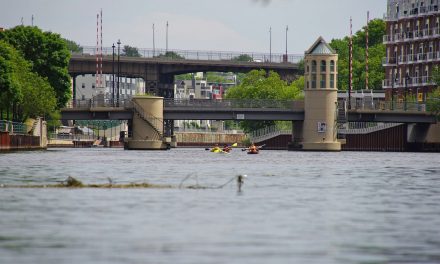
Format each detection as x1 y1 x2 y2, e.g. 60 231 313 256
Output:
132 100 164 140
248 125 291 143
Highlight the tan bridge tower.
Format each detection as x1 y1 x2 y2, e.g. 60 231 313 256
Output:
302 37 341 151
126 96 170 150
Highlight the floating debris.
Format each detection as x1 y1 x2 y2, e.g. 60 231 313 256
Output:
1 176 172 189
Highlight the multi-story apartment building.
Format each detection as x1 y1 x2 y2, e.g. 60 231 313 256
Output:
383 0 439 102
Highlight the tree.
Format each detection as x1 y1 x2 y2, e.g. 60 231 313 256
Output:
0 40 57 121
225 69 303 132
329 19 386 90
0 41 22 119
232 54 253 62
155 51 185 60
64 38 83 53
427 88 440 120
122 45 141 57
0 26 71 108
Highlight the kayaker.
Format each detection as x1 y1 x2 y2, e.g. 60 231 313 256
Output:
223 144 231 152
249 143 258 152
211 144 221 152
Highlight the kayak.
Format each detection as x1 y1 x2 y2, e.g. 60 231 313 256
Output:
247 150 259 154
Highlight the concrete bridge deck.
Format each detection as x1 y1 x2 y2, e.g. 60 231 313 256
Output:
61 99 437 124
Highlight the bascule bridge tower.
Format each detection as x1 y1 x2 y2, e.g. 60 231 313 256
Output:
302 37 341 151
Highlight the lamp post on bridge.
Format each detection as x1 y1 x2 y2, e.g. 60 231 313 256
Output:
117 39 121 107
112 43 115 106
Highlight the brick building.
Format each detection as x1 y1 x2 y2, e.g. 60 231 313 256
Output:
383 0 440 102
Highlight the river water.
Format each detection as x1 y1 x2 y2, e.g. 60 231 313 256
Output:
0 148 439 264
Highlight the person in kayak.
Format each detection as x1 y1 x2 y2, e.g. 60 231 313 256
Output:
211 144 222 152
249 143 258 153
223 144 231 153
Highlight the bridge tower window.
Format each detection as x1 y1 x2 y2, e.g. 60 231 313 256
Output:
311 60 317 72
311 74 317 88
320 60 326 73
330 74 335 88
330 60 335 72
320 74 326 88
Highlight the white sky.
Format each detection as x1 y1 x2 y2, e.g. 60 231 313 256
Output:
0 0 386 54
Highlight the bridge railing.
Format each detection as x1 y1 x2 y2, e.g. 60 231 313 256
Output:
74 46 304 64
348 99 428 112
164 99 305 111
65 99 133 109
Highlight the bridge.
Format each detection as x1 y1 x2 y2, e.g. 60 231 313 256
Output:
69 47 303 99
61 98 437 124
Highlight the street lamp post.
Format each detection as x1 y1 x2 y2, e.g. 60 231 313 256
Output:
117 39 121 107
112 43 115 106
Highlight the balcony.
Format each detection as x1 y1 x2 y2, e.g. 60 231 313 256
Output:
382 76 435 89
382 57 397 66
383 27 440 45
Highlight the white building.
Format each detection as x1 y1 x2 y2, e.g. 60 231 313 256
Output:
74 74 145 101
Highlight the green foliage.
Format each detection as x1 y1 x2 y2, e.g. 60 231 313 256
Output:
0 40 57 121
175 73 194 80
0 26 71 108
232 54 253 62
122 45 141 57
206 72 228 83
431 65 440 86
427 88 440 119
64 38 83 53
225 69 303 132
155 51 185 60
0 41 22 112
329 19 386 90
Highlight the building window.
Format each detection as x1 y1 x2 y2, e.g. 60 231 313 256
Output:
320 60 326 73
330 60 335 72
330 74 335 88
320 74 326 88
92 84 95 89
311 74 317 88
81 95 85 100
311 60 317 72
81 83 85 88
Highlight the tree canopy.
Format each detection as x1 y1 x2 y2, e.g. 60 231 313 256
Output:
225 69 303 132
0 26 71 108
155 51 185 60
64 38 83 53
122 45 141 57
0 40 57 121
329 19 386 90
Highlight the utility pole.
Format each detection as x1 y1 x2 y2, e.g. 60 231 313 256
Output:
112 43 115 106
269 26 272 62
166 21 169 53
348 17 353 109
152 23 155 57
285 25 288 57
117 39 121 106
31 15 34 26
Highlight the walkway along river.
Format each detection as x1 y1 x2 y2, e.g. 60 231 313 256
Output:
0 148 439 263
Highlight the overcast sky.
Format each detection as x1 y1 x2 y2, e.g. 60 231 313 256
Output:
0 0 386 54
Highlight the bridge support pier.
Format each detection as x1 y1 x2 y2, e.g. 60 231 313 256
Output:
125 96 170 150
